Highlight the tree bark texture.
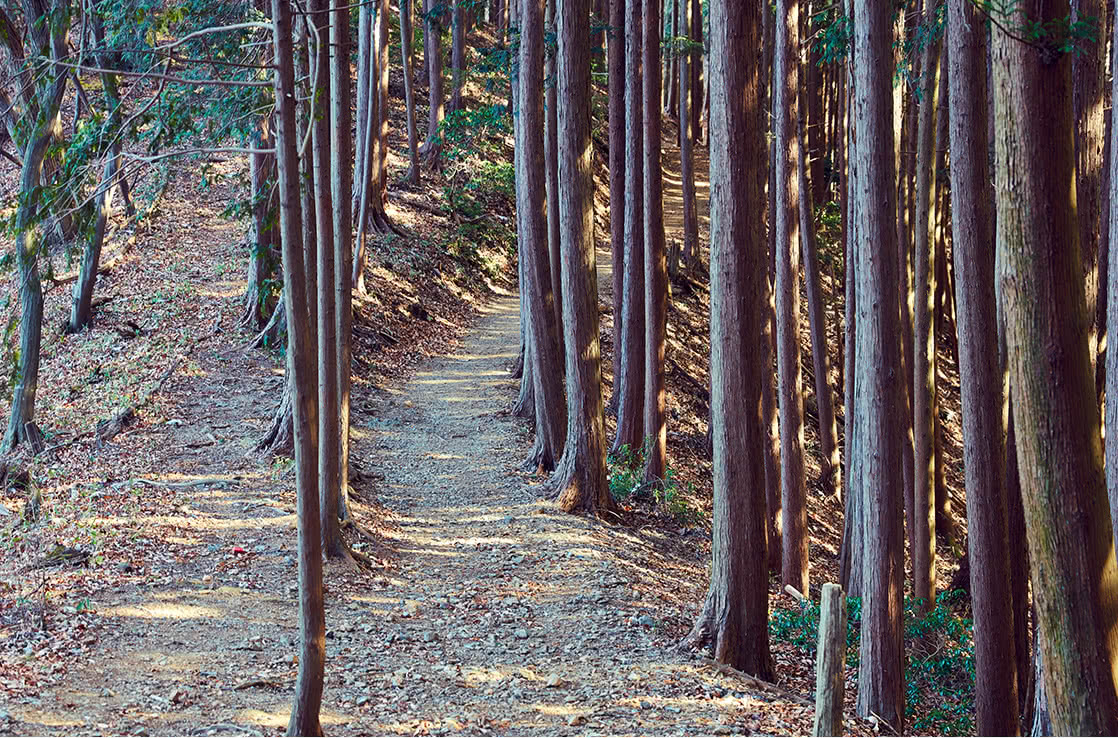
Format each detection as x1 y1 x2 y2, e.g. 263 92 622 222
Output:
607 0 626 384
774 0 808 597
946 0 1021 731
612 0 645 457
273 0 325 733
518 0 566 471
681 0 774 680
642 0 668 484
547 0 615 517
993 2 1118 732
851 0 904 728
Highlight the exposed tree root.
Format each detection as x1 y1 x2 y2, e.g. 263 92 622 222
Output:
254 377 294 456
244 298 286 352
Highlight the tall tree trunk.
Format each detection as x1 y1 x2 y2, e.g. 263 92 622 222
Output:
612 0 645 456
798 85 839 500
331 0 355 532
545 0 563 361
852 0 904 728
682 0 774 679
992 1 1118 732
689 0 701 145
774 0 808 596
4 7 67 453
309 0 344 561
423 0 445 164
947 0 1021 731
449 0 467 112
70 15 125 334
806 3 825 206
273 1 324 733
519 0 566 471
1106 0 1118 569
642 0 668 484
401 0 421 184
1075 0 1105 382
912 2 941 614
546 0 615 517
678 0 698 267
607 0 626 397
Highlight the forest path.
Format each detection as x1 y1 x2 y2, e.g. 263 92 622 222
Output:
344 284 801 735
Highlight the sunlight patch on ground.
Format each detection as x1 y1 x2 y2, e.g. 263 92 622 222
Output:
101 602 223 620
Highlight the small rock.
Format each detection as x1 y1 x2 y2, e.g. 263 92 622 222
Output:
201 574 213 584
665 705 682 714
356 696 370 707
545 674 562 688
566 715 585 727
514 628 529 640
420 631 437 643
636 615 655 628
640 700 652 710
0 503 11 517
713 726 732 736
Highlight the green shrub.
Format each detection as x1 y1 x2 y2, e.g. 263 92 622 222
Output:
768 589 974 735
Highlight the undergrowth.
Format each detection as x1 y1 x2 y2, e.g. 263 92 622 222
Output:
607 441 704 525
769 589 975 735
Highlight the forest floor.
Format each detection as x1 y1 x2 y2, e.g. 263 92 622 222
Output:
0 31 958 735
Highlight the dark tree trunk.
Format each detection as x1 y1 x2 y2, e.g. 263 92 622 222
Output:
611 0 645 456
678 0 698 267
546 0 615 517
682 0 774 679
993 0 1118 731
519 0 566 471
273 0 325 733
401 0 421 184
946 0 1021 730
642 0 668 484
852 0 904 728
422 0 445 165
774 0 808 596
607 0 626 392
449 0 467 112
545 0 563 361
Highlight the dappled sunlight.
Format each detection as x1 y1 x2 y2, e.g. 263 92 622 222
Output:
101 602 225 620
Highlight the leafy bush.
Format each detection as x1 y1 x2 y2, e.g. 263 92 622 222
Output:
607 441 703 524
769 589 974 735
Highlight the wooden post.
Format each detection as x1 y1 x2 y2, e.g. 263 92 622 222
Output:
813 582 847 736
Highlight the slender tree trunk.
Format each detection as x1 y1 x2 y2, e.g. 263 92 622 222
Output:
682 0 774 680
678 0 698 267
689 0 701 145
798 87 839 499
946 0 1021 731
449 0 467 112
423 0 445 164
992 2 1118 731
519 0 566 471
545 0 563 361
331 0 355 532
852 0 904 728
274 1 324 733
642 0 668 484
4 12 67 453
71 15 125 334
1076 0 1105 381
912 4 941 614
353 2 371 219
774 0 808 596
612 0 645 456
546 0 615 517
401 0 421 184
607 0 626 395
309 0 344 560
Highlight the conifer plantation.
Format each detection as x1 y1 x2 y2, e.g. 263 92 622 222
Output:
0 0 1117 735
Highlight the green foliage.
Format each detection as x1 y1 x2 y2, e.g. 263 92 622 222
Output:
769 589 974 735
607 441 703 524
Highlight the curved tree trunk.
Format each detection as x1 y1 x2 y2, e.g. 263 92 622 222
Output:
946 0 1021 730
